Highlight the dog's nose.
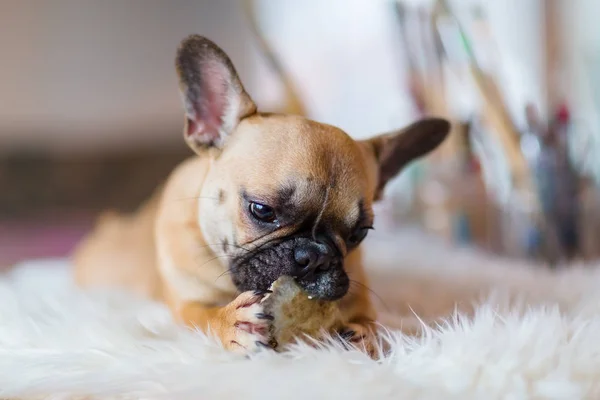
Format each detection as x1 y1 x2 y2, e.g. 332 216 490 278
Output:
293 242 333 280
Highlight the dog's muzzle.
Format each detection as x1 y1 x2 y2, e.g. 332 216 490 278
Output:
230 236 349 301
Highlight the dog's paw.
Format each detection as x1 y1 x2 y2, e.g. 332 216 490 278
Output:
338 322 379 358
220 290 277 354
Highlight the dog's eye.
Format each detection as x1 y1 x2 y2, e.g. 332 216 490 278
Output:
249 202 277 223
348 226 373 246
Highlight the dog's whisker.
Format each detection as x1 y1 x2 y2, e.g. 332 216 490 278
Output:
196 254 234 269
215 268 235 283
346 284 361 298
228 243 255 253
240 226 288 250
349 279 390 312
192 252 228 263
194 243 254 254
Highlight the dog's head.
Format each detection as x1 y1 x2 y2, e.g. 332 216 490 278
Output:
175 35 450 301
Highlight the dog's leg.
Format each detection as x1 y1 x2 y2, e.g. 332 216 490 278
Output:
339 318 380 357
337 248 380 356
153 158 276 354
172 291 276 354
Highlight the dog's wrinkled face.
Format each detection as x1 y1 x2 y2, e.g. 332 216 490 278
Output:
201 115 376 300
175 35 450 300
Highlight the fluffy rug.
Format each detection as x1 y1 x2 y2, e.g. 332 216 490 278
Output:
3 227 600 399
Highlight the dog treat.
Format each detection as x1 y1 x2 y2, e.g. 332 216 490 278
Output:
261 276 344 349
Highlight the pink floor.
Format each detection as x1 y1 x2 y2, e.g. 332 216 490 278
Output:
0 215 94 265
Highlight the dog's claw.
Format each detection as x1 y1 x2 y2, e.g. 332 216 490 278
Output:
339 330 356 341
255 312 274 321
227 290 276 354
253 289 273 297
255 341 271 349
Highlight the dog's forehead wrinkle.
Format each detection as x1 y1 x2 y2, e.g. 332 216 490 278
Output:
275 182 298 207
282 171 364 230
234 114 371 234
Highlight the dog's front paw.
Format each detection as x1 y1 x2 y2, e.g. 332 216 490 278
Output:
338 322 380 358
219 290 276 355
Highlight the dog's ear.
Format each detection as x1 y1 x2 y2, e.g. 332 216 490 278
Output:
175 35 257 152
363 118 451 199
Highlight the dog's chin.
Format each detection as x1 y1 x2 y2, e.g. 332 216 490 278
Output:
295 270 350 301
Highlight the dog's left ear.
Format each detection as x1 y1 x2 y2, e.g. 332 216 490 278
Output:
363 118 451 199
175 35 257 152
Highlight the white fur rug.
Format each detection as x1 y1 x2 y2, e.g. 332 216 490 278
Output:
3 227 600 399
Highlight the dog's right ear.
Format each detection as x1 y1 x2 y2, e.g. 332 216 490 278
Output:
175 35 257 152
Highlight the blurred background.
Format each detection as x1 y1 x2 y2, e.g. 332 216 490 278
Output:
2 0 600 267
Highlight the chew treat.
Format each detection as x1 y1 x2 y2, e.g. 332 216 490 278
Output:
261 276 344 348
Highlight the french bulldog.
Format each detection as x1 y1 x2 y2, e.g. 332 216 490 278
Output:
73 35 450 355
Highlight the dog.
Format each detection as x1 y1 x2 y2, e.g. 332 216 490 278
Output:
73 35 450 354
